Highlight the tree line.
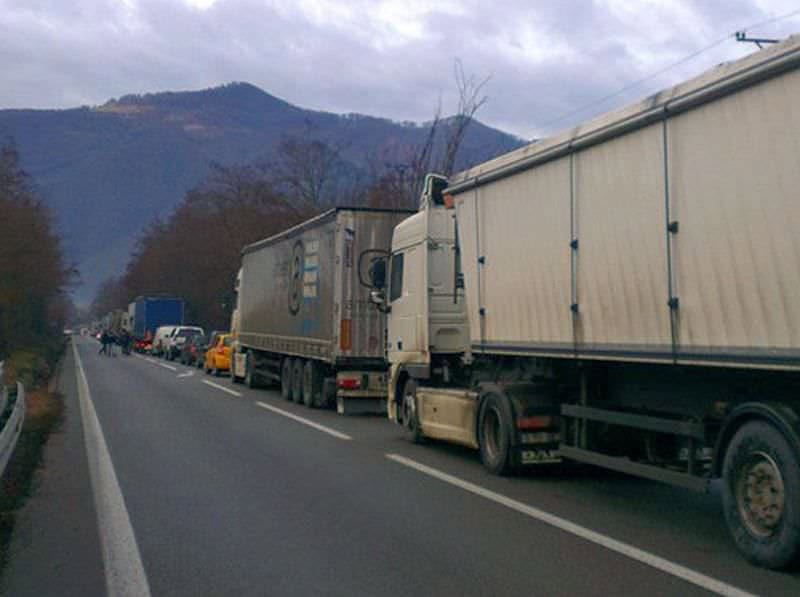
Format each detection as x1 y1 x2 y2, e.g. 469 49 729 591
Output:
0 143 71 381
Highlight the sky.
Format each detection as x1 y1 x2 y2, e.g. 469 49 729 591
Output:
2 0 800 139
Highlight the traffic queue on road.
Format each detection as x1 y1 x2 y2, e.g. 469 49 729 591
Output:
84 38 800 571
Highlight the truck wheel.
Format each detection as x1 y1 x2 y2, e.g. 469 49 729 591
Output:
302 360 321 408
292 359 304 404
244 352 259 389
400 380 424 444
281 358 293 400
722 420 800 569
230 357 242 384
478 393 516 476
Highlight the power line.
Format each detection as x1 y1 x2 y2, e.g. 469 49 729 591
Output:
536 7 800 133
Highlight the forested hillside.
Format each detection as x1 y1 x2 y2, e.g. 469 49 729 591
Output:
0 83 524 301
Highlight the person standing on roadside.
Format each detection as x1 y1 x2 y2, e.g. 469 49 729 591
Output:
99 330 109 356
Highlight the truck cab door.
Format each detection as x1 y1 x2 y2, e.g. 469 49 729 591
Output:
387 246 425 362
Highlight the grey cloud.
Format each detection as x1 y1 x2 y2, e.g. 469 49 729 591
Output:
1 0 799 138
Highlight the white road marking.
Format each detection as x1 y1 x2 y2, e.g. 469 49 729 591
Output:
385 453 756 597
255 401 352 441
72 341 152 597
201 380 242 397
177 371 194 379
158 362 177 371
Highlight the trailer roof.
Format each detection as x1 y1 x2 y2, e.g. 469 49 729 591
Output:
241 206 415 255
448 34 800 193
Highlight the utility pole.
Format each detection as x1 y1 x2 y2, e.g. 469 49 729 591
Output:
735 31 779 49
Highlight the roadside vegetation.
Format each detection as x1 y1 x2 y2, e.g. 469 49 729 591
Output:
0 142 71 573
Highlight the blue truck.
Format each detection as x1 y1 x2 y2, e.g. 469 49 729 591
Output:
131 296 185 350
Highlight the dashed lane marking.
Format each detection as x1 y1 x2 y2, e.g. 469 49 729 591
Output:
201 380 242 397
255 401 352 441
158 363 177 372
72 341 152 597
385 453 755 597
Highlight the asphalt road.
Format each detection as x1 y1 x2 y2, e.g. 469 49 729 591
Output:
5 336 800 596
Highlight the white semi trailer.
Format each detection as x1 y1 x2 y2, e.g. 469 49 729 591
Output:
366 37 800 568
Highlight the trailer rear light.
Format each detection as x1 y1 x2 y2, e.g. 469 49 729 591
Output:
337 377 361 390
444 194 455 209
517 415 554 430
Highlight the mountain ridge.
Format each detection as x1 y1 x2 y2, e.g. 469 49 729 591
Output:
0 82 525 302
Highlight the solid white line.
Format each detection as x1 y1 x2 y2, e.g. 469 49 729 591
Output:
255 401 352 441
72 341 152 597
385 453 755 597
201 380 242 397
158 363 177 371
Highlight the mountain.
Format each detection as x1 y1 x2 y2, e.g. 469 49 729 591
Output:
0 82 525 302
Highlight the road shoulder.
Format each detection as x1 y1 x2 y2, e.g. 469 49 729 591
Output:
1 343 105 596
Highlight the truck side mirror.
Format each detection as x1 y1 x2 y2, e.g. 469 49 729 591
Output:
369 258 387 290
370 289 386 305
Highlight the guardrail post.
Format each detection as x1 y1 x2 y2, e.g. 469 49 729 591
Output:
0 378 27 478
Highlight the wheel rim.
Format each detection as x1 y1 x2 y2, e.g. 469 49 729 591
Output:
303 365 312 404
736 450 786 538
482 407 501 461
402 391 416 432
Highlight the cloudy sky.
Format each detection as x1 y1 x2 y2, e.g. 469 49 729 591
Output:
2 0 800 138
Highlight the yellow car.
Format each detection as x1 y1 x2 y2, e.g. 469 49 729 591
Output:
204 333 232 376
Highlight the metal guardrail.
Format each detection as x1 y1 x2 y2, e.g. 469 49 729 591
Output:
0 361 27 478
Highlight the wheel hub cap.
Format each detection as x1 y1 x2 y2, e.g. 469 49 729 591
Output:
737 451 785 538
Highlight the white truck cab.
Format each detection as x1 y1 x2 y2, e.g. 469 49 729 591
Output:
372 174 470 424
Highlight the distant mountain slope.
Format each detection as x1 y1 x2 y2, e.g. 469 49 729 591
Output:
0 82 525 302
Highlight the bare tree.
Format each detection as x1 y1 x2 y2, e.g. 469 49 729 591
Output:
272 123 346 205
440 58 490 176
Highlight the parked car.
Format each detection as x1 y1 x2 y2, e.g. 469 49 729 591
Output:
197 330 223 368
179 333 207 366
166 326 204 360
204 333 232 376
152 325 177 356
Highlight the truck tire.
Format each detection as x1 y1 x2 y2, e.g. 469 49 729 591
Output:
478 393 516 476
231 357 243 384
244 351 259 389
292 359 304 404
400 380 425 444
722 420 800 569
281 358 293 401
302 360 322 408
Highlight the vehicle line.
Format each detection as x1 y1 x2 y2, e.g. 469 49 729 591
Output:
201 380 242 397
384 453 755 597
72 341 152 597
255 401 352 440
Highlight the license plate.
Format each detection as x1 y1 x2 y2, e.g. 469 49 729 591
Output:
520 449 561 465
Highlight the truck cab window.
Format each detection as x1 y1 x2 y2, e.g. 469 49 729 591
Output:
430 176 447 205
389 253 404 302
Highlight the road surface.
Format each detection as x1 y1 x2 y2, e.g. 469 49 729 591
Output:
4 336 799 596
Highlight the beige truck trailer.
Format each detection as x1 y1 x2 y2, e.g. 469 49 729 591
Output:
366 36 800 568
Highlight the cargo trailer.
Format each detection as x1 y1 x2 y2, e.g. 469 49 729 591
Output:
231 207 413 414
366 36 800 568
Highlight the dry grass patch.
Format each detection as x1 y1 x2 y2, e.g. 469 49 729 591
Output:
0 382 64 574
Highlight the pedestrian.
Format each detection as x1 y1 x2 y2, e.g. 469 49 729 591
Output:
99 330 109 355
107 332 116 357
